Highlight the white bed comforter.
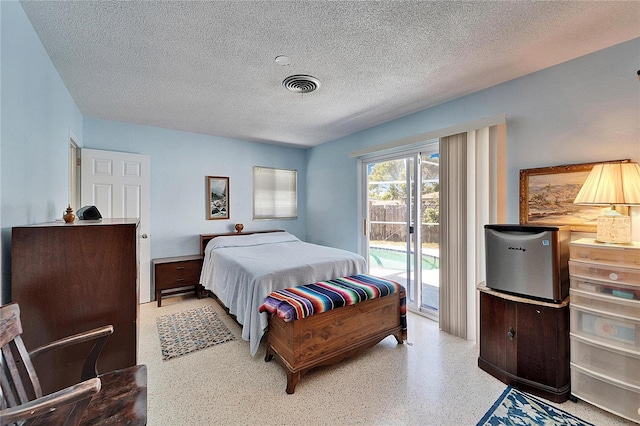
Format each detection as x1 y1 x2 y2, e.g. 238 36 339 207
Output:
199 232 366 356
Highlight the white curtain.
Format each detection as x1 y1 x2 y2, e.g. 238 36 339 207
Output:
439 124 506 340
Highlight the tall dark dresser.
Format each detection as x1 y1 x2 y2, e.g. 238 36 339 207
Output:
11 218 139 394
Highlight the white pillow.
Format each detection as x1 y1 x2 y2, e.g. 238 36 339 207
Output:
206 231 299 251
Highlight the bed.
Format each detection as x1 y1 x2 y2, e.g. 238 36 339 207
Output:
199 230 367 356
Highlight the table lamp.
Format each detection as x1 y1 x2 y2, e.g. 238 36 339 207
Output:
573 162 640 244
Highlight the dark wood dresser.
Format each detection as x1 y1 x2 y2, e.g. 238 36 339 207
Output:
11 219 139 394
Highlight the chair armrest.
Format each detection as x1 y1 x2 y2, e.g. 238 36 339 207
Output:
29 325 114 380
0 377 101 425
28 325 113 358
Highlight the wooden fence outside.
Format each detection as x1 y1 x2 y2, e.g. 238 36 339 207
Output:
369 204 439 244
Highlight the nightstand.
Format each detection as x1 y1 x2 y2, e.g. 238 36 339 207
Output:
153 255 203 307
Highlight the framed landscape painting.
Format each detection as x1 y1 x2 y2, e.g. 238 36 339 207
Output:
519 160 629 232
207 176 229 220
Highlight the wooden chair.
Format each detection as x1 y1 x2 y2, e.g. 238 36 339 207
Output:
0 303 147 425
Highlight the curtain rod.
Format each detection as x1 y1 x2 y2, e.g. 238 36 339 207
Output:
348 114 507 158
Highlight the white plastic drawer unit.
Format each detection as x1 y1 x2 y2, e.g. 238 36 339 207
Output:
570 334 640 387
570 288 640 318
569 260 640 287
570 276 640 301
569 241 640 268
570 363 640 423
570 304 640 351
569 239 640 423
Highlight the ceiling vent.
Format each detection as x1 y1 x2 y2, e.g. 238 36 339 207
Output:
282 75 321 94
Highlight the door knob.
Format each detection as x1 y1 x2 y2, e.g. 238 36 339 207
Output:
507 327 515 341
141 234 148 239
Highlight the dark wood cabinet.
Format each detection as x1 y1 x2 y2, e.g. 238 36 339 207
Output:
152 255 203 307
478 288 570 402
11 219 139 394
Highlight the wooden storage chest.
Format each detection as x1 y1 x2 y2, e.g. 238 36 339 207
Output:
265 291 404 394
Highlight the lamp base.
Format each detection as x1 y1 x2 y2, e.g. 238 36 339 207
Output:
596 213 631 244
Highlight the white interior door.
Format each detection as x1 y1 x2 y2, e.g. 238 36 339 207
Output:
81 148 151 304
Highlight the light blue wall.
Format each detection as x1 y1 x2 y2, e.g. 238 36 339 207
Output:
306 38 640 253
0 1 83 303
82 118 307 258
1 0 638 305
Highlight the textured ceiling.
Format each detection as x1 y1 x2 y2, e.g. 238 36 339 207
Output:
20 1 640 148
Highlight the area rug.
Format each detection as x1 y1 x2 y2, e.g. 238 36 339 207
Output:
156 305 236 360
477 387 594 426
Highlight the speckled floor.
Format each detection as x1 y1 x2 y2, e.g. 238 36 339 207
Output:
139 296 630 425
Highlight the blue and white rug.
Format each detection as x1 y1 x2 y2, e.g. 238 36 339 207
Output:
478 387 594 426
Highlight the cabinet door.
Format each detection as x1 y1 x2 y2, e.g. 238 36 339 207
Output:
479 292 507 370
515 302 569 388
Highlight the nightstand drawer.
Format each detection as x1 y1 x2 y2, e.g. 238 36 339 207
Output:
569 260 640 286
155 261 201 289
570 243 640 268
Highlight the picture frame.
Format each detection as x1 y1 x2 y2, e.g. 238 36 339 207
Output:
207 176 229 220
519 160 629 232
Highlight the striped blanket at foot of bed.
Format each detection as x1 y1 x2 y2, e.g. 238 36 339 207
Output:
259 274 407 337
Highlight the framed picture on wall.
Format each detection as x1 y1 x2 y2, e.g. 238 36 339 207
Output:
207 176 229 220
519 159 629 232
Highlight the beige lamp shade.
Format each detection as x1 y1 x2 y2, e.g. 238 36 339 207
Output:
573 162 640 244
573 162 640 206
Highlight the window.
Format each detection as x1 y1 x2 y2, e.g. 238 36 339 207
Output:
253 166 298 220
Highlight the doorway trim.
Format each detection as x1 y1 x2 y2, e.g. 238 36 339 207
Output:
68 130 81 210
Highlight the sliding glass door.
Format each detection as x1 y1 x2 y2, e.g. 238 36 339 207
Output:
364 144 439 320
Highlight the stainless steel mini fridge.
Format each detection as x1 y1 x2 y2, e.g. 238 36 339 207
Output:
484 224 570 302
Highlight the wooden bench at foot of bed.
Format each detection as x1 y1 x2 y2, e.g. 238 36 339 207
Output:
260 275 406 394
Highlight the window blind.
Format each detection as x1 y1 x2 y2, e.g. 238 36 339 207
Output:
253 167 298 220
439 124 506 341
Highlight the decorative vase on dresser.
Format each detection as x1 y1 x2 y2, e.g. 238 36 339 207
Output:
11 218 140 395
568 238 640 423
